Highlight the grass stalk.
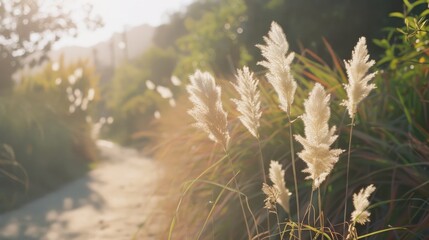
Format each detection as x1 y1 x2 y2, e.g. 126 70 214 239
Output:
318 188 324 240
343 116 355 237
274 208 283 239
303 189 315 239
257 138 271 235
287 107 301 239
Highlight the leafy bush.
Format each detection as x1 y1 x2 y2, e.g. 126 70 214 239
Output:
104 47 180 145
0 59 99 211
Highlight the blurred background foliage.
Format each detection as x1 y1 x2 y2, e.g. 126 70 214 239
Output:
0 0 102 211
0 60 100 211
0 0 102 91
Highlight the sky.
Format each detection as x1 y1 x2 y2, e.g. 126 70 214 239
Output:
55 0 194 49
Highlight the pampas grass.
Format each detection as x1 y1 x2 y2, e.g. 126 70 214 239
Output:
258 22 301 233
341 37 377 235
256 21 297 114
350 184 376 225
187 70 230 150
156 19 425 240
295 83 344 189
342 37 377 119
267 160 292 214
231 66 262 139
346 184 376 240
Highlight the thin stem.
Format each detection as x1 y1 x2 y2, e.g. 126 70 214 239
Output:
274 208 282 239
225 148 259 240
303 189 314 240
343 115 355 237
287 107 301 239
257 138 267 183
257 138 271 236
318 189 324 240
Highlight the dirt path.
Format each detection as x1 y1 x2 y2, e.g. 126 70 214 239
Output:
0 140 164 240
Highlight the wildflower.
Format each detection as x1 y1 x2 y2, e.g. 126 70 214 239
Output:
295 83 344 189
256 21 297 113
342 37 377 118
231 66 262 138
351 184 376 225
187 70 230 149
262 183 279 210
267 160 291 213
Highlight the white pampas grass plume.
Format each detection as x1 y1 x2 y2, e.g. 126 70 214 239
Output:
262 183 279 210
295 83 344 189
187 70 230 149
268 160 291 213
256 21 297 113
351 184 376 225
342 37 377 118
231 66 262 138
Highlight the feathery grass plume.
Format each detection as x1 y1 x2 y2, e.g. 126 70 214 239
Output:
256 21 297 113
351 184 376 225
342 37 377 118
267 160 291 213
262 183 279 210
187 70 230 149
295 83 344 189
231 66 262 138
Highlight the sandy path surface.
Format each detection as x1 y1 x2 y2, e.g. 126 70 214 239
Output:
0 140 164 240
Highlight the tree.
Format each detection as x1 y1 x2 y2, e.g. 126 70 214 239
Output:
0 0 102 91
176 0 251 78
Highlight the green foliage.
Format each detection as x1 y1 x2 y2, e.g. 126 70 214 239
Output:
0 0 102 91
148 0 404 87
0 60 99 211
176 0 250 77
375 0 429 69
105 47 179 145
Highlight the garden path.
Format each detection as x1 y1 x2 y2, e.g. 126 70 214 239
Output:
0 140 164 240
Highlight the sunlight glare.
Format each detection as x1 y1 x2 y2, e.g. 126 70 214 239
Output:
55 0 193 48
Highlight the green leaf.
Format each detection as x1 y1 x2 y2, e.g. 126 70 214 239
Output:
403 0 412 9
396 28 407 35
373 39 390 48
389 12 405 18
357 227 407 239
396 89 412 125
409 0 428 12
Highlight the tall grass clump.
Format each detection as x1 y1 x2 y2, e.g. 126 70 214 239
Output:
341 36 377 235
150 4 429 238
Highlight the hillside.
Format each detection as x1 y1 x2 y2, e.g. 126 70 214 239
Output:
50 24 155 67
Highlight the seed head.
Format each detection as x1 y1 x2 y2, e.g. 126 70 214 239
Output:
187 70 230 149
351 184 376 225
256 21 297 113
231 66 262 138
295 83 344 189
268 160 292 213
342 37 377 118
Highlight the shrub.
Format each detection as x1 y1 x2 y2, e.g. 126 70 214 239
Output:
0 59 99 211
